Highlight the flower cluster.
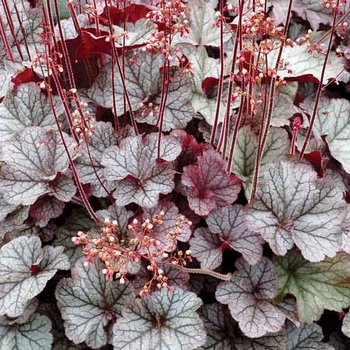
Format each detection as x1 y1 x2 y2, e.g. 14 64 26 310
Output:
71 100 96 140
72 211 192 296
143 0 189 62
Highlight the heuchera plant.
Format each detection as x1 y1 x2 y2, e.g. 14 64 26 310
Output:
2 0 350 348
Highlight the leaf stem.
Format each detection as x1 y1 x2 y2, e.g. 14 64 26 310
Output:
250 0 294 202
173 265 232 281
210 0 225 146
299 0 340 159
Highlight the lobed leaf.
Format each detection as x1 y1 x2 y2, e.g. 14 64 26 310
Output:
246 159 345 261
235 331 287 350
197 303 235 349
301 96 350 174
0 236 69 317
56 258 135 349
113 286 206 350
182 149 241 216
0 313 53 350
0 83 61 143
102 133 181 208
231 126 290 197
74 121 121 197
275 250 350 323
216 257 286 338
286 321 334 350
0 127 78 206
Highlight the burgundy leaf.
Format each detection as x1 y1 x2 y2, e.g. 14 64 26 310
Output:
182 149 241 215
99 4 151 26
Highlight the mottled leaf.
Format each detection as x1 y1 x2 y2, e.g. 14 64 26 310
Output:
0 194 17 222
206 205 264 265
301 96 350 174
177 0 232 46
0 127 78 205
190 227 223 270
231 126 290 197
0 236 69 317
216 257 285 338
29 196 65 227
56 258 135 349
0 313 53 350
82 53 194 131
74 121 120 198
246 159 345 262
54 208 95 265
287 321 334 350
266 42 350 83
0 83 61 143
235 331 287 350
102 133 181 207
198 303 235 349
38 302 81 350
113 286 206 349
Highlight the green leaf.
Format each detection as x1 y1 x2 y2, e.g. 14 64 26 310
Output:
275 250 350 323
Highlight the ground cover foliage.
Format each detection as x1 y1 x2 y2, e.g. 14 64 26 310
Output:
1 0 350 349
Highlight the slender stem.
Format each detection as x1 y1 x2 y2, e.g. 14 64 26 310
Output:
226 93 246 172
2 0 23 60
103 0 138 135
157 60 170 159
299 1 340 159
210 0 225 145
0 14 15 62
250 0 294 202
13 1 31 60
217 0 243 156
48 74 100 224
